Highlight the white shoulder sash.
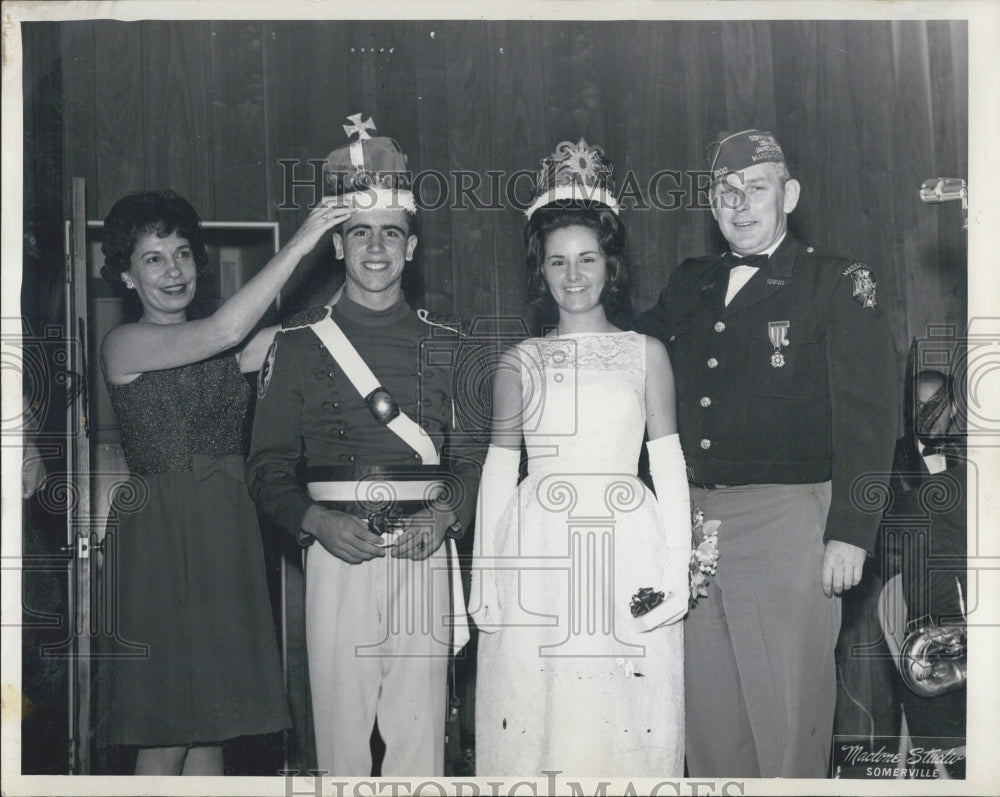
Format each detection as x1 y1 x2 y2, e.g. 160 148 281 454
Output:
309 313 440 465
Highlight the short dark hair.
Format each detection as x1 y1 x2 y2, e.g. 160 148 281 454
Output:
101 190 209 284
332 206 419 243
523 201 632 328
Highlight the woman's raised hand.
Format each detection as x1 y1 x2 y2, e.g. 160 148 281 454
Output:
284 199 354 255
102 198 355 384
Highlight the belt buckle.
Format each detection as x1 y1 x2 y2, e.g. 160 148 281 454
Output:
367 509 403 536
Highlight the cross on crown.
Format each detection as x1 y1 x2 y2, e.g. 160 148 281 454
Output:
343 113 376 141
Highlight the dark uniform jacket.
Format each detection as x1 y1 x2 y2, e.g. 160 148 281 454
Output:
881 457 967 626
246 295 486 541
635 234 897 551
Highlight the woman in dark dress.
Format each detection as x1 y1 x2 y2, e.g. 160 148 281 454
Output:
100 190 350 775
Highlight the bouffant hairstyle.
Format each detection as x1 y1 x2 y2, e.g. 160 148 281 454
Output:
100 191 210 321
101 190 209 283
523 201 632 328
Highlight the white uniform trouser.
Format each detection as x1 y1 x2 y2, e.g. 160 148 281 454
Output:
305 536 452 776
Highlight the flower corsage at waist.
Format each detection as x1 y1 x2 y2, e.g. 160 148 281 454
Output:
690 504 721 607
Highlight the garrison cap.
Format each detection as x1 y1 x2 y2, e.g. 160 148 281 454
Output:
707 129 785 183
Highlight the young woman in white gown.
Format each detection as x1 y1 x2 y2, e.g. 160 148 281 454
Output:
472 141 692 776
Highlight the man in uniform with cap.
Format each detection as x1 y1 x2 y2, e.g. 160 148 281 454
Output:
246 115 485 776
635 129 897 777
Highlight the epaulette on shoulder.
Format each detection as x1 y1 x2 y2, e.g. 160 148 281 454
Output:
281 305 330 330
417 308 471 337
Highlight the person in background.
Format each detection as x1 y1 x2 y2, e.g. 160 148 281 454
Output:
880 367 966 756
635 129 898 777
100 189 350 775
891 369 962 490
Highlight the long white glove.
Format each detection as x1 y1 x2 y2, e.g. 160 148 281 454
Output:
643 433 692 629
469 444 520 631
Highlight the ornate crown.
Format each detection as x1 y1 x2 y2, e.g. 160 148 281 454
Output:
323 113 416 212
524 138 620 219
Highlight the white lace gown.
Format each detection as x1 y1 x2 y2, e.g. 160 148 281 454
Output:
475 331 684 776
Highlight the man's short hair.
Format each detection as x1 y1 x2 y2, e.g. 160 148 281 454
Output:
773 161 792 185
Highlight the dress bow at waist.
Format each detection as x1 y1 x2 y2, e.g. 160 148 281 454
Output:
191 453 245 483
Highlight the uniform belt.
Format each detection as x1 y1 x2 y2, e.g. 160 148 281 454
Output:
306 464 448 482
304 466 469 653
307 479 446 503
688 481 736 490
306 480 445 537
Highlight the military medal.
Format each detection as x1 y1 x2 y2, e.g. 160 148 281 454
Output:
768 320 790 368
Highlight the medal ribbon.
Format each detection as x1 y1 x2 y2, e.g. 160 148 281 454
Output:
768 320 789 349
768 320 789 368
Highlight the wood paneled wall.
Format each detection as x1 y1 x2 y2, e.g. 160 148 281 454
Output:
52 19 967 369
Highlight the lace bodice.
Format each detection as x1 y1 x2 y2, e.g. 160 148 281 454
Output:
514 331 646 475
106 353 250 474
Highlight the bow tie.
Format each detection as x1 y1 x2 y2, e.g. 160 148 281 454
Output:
724 252 768 268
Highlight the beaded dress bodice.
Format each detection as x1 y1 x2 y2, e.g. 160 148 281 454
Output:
106 353 250 475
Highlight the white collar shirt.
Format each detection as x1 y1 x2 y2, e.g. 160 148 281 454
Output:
724 232 787 307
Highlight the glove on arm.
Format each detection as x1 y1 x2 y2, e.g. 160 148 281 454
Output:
641 433 692 629
469 444 520 631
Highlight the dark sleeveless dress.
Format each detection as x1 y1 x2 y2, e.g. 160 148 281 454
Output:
105 353 290 746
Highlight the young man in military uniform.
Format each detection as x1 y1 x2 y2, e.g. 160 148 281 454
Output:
635 129 898 777
246 118 485 776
